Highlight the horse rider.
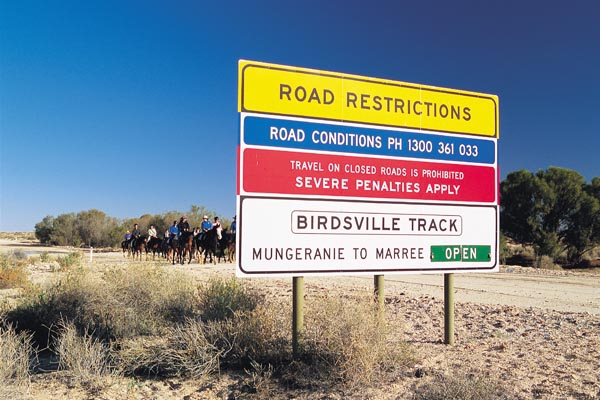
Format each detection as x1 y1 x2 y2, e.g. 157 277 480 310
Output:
124 230 132 242
230 216 236 243
146 224 157 242
213 216 223 240
177 216 190 236
131 223 142 248
200 215 212 240
168 220 179 244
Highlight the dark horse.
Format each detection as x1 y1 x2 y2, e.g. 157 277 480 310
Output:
131 236 146 261
217 228 233 263
121 239 131 257
179 231 194 264
198 226 218 265
167 236 180 265
145 236 162 260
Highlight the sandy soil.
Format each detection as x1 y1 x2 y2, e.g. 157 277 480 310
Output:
1 239 599 399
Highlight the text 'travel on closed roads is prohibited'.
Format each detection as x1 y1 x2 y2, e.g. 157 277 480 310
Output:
236 60 499 277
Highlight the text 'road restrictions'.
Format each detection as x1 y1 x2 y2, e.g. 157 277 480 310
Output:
243 114 496 164
238 197 497 276
239 60 499 137
242 148 496 203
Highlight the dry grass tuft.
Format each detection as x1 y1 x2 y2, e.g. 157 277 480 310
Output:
0 253 30 289
0 324 35 389
295 292 415 388
116 319 222 379
412 371 517 400
55 321 113 381
203 301 290 369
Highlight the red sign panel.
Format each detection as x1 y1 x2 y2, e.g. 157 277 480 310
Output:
243 148 495 203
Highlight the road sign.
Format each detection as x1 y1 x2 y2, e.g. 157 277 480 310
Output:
237 60 499 277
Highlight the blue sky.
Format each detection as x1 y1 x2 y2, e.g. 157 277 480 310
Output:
1 0 599 232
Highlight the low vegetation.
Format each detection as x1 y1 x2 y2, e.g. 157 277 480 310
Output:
412 371 516 400
0 253 30 289
0 264 426 397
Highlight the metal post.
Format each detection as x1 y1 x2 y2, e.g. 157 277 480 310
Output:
292 276 304 359
444 273 455 345
374 275 385 321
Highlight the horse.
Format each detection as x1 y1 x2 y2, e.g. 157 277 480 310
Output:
179 231 194 264
121 239 131 257
198 226 218 265
217 228 233 263
131 236 146 261
160 237 170 259
145 236 162 260
167 236 181 265
224 229 236 263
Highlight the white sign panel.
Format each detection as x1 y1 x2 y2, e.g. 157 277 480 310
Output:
238 197 497 276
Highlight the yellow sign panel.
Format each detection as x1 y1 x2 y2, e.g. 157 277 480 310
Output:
239 60 499 138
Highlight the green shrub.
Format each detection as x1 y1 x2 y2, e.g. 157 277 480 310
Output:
57 251 82 269
198 277 261 321
5 264 199 346
39 252 51 263
10 250 28 261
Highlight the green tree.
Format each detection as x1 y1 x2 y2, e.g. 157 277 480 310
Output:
500 169 547 244
50 213 78 246
563 192 600 262
76 209 108 246
34 215 55 244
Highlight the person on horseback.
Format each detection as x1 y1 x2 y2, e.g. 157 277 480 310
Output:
124 230 132 241
132 224 141 239
213 216 223 240
200 215 212 240
146 224 157 242
131 223 142 249
177 216 190 236
168 220 179 244
230 216 236 242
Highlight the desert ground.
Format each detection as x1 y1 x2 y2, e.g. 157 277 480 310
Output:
1 236 599 399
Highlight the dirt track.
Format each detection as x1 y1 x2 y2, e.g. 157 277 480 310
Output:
3 238 598 315
171 256 600 315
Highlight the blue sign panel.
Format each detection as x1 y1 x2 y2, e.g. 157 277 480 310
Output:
243 115 495 164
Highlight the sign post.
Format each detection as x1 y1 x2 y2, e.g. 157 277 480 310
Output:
237 60 499 346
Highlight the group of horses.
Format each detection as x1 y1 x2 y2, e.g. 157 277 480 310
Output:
121 226 235 265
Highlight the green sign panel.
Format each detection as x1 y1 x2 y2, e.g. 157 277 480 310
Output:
430 245 491 263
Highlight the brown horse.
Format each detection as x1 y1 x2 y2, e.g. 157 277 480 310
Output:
167 236 181 265
145 236 162 260
180 231 194 264
131 237 145 261
121 239 131 257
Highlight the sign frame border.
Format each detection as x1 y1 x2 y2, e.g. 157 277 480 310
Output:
237 195 499 277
